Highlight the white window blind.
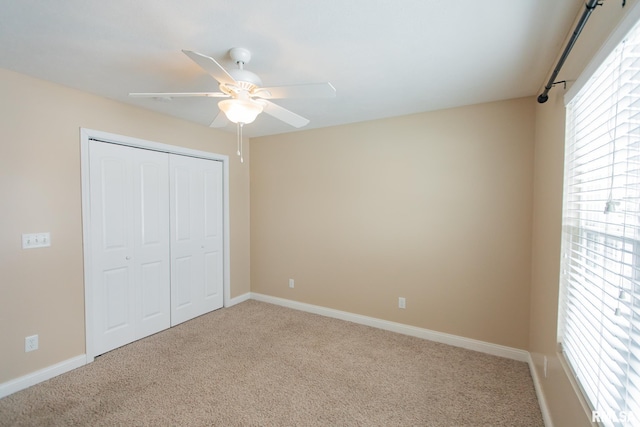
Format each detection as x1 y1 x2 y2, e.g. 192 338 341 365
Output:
559 19 640 426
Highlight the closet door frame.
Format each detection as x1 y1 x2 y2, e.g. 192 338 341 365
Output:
80 128 230 363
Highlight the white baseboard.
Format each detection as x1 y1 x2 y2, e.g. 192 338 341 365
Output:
0 354 86 399
528 353 554 427
227 292 251 307
250 293 529 362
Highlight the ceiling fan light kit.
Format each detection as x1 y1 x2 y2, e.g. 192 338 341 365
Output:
129 47 336 163
218 97 263 125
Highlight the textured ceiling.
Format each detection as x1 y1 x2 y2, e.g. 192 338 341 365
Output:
0 0 584 137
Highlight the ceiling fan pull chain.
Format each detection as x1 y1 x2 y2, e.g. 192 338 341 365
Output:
236 123 241 156
239 123 244 163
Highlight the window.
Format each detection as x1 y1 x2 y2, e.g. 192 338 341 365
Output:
559 19 640 426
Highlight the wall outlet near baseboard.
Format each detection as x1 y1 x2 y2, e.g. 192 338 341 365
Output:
25 335 39 352
289 279 295 289
398 297 406 309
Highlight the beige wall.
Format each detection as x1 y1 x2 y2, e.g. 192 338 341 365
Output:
0 68 251 384
251 98 535 350
529 1 636 426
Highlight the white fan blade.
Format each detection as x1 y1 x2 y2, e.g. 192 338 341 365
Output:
182 50 237 86
129 92 229 98
210 111 228 128
259 100 310 128
254 82 336 99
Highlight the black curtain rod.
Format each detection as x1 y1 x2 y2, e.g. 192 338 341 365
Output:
537 0 602 103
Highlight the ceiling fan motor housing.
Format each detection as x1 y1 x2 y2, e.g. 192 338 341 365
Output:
228 68 262 91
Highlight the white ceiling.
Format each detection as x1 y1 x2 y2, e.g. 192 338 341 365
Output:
0 0 583 137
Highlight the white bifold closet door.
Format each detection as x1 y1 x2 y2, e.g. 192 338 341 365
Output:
88 141 224 356
89 142 171 356
170 154 224 326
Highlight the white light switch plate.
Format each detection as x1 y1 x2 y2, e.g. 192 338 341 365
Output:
22 232 51 249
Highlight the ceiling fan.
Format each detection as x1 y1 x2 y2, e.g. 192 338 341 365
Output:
130 48 336 162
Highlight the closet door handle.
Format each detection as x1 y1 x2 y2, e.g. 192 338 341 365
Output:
125 256 131 260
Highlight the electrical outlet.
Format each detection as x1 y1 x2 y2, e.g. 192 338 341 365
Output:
544 355 548 378
25 335 39 352
289 279 295 288
398 297 406 309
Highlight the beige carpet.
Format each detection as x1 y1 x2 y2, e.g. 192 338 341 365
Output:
0 300 543 426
